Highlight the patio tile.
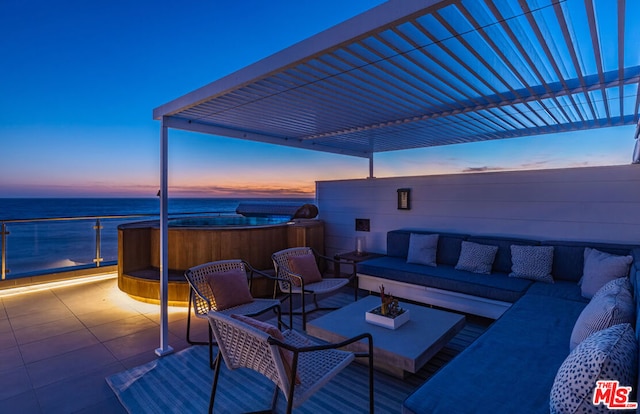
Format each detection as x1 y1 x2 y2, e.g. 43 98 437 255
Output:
26 343 117 388
170 313 210 342
20 328 100 364
75 305 141 327
0 302 7 320
8 306 76 331
0 365 33 400
3 290 66 318
1 390 41 414
118 349 161 370
0 316 11 333
88 314 157 342
34 361 125 414
73 395 127 414
0 328 17 350
56 291 116 315
0 345 25 372
13 315 85 345
102 325 185 361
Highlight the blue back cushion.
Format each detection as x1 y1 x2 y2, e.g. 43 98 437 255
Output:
466 236 540 274
542 241 637 282
386 230 466 266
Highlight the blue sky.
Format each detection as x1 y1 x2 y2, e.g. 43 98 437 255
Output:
0 0 636 198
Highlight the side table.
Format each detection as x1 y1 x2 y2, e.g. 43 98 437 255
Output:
334 251 384 299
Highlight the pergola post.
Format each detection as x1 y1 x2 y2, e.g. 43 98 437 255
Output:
156 117 174 357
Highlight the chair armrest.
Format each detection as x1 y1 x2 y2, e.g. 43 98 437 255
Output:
268 331 373 355
245 262 297 288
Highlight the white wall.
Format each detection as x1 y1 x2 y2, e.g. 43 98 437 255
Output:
316 165 640 256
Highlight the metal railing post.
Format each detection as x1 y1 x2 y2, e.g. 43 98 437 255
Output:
1 222 8 280
93 218 103 267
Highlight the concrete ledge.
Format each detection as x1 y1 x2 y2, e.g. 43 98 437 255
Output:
357 273 511 319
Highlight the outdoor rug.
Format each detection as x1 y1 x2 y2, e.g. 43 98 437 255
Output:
106 345 417 413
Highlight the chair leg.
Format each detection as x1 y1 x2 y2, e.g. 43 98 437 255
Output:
270 384 279 412
288 290 294 331
301 292 307 331
186 294 195 344
368 340 374 413
209 352 223 414
275 306 284 331
208 324 214 369
186 293 209 346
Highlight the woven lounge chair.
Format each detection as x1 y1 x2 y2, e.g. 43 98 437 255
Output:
185 259 282 367
272 247 355 330
207 311 374 413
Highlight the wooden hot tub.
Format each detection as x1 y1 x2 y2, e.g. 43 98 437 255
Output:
117 218 324 304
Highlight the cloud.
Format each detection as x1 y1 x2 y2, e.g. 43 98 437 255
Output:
166 184 315 198
461 166 508 173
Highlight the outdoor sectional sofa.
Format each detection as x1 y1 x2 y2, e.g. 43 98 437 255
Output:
356 229 640 413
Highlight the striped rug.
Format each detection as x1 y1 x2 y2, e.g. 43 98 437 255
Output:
107 345 414 413
107 292 490 413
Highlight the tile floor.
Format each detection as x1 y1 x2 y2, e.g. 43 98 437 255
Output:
0 273 211 413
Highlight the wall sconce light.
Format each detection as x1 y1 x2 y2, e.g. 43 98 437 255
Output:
397 188 411 210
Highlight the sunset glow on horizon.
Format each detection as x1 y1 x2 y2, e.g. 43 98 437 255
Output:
0 1 636 199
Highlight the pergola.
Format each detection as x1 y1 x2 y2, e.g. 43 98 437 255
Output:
152 0 640 355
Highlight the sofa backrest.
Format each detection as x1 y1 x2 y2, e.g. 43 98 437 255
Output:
541 240 638 282
387 229 639 280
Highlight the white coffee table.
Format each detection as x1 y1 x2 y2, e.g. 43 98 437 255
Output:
306 295 465 378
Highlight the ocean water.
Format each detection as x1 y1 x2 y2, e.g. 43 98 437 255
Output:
0 198 313 277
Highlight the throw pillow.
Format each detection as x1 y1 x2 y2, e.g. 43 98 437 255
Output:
569 278 634 351
509 245 554 283
581 248 633 299
406 233 439 267
454 241 498 274
550 323 638 414
206 268 254 310
230 314 300 384
288 253 323 287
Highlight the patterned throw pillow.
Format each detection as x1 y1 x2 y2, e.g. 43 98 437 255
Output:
509 245 554 283
454 241 498 274
206 268 254 310
406 233 439 267
550 323 638 414
569 278 634 351
581 248 633 299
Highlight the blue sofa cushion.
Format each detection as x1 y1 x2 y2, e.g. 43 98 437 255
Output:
387 229 466 266
467 235 540 274
358 256 532 303
402 294 586 414
525 280 586 303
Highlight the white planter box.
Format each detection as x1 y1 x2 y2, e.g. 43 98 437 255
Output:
365 306 410 330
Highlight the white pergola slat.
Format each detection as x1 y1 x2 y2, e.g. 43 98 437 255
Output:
155 0 639 157
151 0 640 355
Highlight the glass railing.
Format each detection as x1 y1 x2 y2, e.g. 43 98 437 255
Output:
0 212 228 279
